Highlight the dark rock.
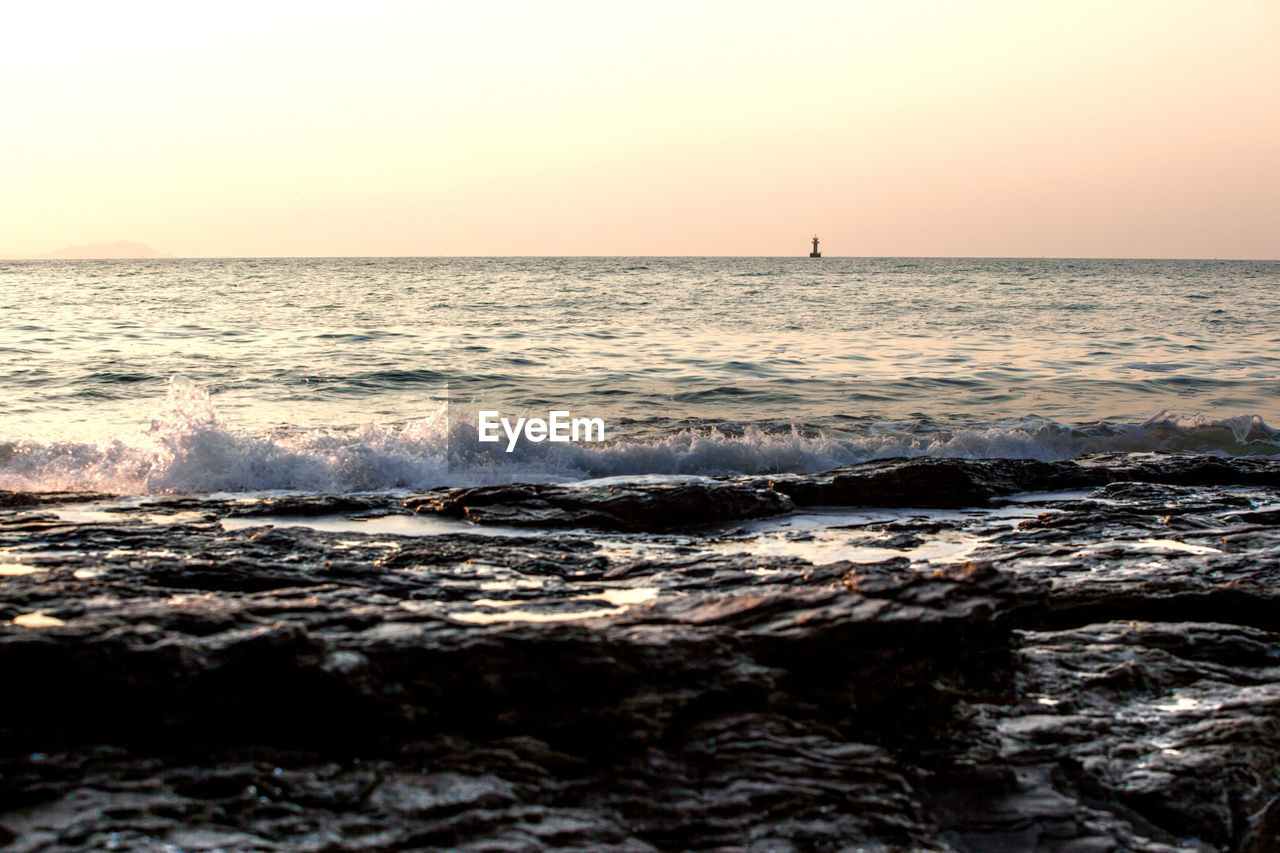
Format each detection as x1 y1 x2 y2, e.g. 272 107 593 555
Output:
767 457 1110 508
1230 508 1280 526
1241 792 1280 853
4 454 1280 850
0 491 115 508
407 480 795 530
226 495 404 518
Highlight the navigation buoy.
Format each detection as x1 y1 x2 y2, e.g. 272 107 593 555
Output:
809 236 821 258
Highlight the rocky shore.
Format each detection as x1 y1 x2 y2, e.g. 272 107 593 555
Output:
3 455 1280 851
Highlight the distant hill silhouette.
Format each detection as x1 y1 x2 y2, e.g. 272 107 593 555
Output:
1 241 170 259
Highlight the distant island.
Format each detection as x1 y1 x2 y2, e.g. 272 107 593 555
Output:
1 240 170 259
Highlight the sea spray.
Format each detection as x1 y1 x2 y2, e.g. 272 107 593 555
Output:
1 379 1277 495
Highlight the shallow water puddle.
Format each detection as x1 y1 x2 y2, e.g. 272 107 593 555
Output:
704 505 1044 565
10 611 66 628
213 500 1059 571
1155 696 1208 714
478 578 546 591
450 605 627 624
588 587 659 606
1133 538 1222 555
220 513 544 538
51 509 120 524
449 587 659 623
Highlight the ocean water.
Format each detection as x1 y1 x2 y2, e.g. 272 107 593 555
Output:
1 256 1278 494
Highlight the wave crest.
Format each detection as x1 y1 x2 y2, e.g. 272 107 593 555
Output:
1 380 1277 495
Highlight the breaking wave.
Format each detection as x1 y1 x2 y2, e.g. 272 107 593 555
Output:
1 379 1277 495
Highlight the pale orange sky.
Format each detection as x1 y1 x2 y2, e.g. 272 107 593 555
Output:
3 0 1278 258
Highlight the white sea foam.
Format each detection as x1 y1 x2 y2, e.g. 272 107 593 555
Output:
0 378 449 494
0 379 1276 495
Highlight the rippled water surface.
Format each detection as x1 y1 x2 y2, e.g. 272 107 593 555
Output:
2 257 1278 492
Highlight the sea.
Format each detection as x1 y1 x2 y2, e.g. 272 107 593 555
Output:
1 256 1278 496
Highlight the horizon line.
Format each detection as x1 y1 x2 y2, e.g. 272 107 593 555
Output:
3 254 1277 262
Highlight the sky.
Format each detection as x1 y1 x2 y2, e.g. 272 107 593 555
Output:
3 0 1278 258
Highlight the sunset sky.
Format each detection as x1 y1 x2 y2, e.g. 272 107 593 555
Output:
4 0 1277 258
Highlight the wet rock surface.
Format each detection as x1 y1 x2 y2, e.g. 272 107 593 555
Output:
3 454 1280 850
407 480 794 530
